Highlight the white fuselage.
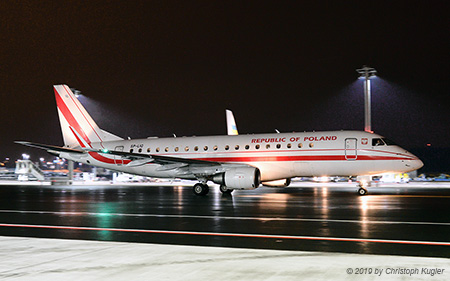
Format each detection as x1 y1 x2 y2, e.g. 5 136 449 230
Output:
61 130 423 181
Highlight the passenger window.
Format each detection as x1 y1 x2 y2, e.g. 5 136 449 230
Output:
255 144 260 149
185 146 189 152
174 147 179 152
309 143 314 148
138 148 142 153
245 145 249 150
147 148 151 153
130 149 134 153
266 144 270 149
194 146 198 151
156 147 160 152
235 145 240 150
225 145 229 150
276 144 281 149
213 145 218 151
298 143 303 148
287 143 291 149
165 147 169 152
204 146 208 151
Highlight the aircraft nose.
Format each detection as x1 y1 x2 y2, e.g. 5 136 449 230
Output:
405 150 423 171
406 157 423 171
413 159 424 170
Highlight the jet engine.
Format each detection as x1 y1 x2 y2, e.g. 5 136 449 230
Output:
262 178 291 187
212 167 261 190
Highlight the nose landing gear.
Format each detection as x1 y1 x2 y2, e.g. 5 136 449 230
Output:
358 187 368 195
356 175 372 196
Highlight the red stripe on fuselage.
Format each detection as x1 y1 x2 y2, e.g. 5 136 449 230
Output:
195 155 346 162
194 155 412 162
85 152 413 167
89 152 131 165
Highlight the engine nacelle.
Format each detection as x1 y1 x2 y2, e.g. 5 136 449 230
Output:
212 167 261 190
262 178 291 187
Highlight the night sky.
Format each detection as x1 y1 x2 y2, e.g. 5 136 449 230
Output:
1 1 449 169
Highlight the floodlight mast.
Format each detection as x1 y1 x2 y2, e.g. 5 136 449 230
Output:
356 66 377 133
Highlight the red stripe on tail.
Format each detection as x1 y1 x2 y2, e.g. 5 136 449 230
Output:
54 87 91 145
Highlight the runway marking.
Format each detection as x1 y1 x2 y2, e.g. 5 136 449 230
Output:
376 195 450 198
0 210 449 226
0 223 449 246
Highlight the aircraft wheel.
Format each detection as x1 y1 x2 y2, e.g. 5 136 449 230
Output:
219 185 233 194
193 183 209 196
358 187 368 196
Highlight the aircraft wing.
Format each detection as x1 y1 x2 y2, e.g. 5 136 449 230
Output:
15 141 223 167
96 148 223 166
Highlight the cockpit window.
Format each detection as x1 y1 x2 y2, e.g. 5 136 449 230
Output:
372 138 397 146
372 138 385 146
382 138 397 146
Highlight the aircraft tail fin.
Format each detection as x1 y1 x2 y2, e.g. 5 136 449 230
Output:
226 109 239 136
53 85 123 148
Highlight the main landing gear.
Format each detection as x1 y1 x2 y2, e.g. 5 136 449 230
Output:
193 183 209 196
219 185 234 194
193 183 234 196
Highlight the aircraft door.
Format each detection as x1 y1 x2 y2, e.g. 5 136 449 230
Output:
345 138 357 160
114 146 124 165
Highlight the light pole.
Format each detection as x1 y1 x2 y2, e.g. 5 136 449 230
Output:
356 66 377 133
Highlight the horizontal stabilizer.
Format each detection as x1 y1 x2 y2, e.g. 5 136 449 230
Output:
15 141 85 154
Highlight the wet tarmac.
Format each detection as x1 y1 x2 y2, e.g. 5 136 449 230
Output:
0 182 449 258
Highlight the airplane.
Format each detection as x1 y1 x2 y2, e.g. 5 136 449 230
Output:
16 85 423 196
